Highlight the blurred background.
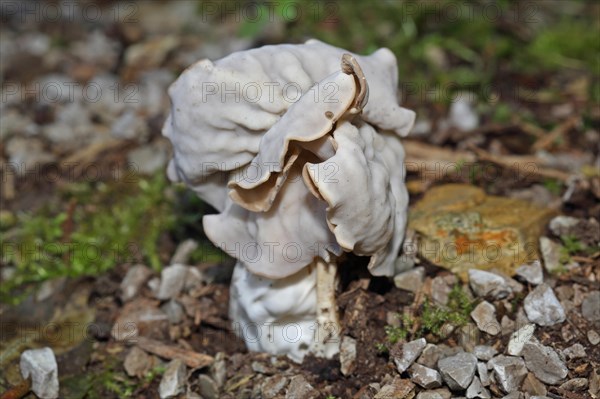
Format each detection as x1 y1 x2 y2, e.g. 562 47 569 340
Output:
0 0 599 396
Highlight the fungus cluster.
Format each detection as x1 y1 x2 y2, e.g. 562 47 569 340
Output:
163 40 415 362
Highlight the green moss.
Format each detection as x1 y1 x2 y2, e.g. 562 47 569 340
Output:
418 285 475 337
377 284 476 351
560 235 584 255
558 234 598 268
524 21 600 72
1 174 175 304
543 179 564 196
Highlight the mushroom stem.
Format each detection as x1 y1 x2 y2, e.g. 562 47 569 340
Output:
311 257 341 357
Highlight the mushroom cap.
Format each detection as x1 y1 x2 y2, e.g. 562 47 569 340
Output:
228 67 357 212
163 41 414 279
204 162 341 279
163 40 414 211
303 121 409 276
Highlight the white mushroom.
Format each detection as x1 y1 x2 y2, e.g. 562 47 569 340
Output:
163 40 415 362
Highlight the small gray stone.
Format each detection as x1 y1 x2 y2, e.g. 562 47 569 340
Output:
431 275 457 305
562 343 586 359
438 322 456 339
111 306 169 341
590 369 600 396
416 388 452 399
262 375 289 399
340 336 357 376
155 264 189 300
198 374 219 399
120 264 152 302
588 330 600 345
393 338 427 373
128 141 169 175
251 361 272 375
477 362 491 386
210 352 227 388
387 311 402 327
559 378 588 392
466 376 491 399
20 347 59 399
449 95 479 131
548 216 580 237
184 267 206 291
493 271 524 294
409 363 443 389
394 267 425 293
515 261 544 286
171 238 199 265
417 344 442 369
6 137 56 175
1 110 39 140
488 355 528 393
124 347 155 378
573 284 587 306
472 345 497 361
148 277 160 293
285 375 317 399
161 300 184 324
112 108 148 140
471 301 500 335
507 324 535 356
521 339 568 385
582 291 600 322
159 359 187 399
438 352 477 391
468 269 511 299
523 284 566 326
540 237 562 273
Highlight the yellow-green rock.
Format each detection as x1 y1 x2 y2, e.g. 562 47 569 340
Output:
408 184 555 280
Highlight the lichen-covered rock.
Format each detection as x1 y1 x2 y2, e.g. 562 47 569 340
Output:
408 184 554 280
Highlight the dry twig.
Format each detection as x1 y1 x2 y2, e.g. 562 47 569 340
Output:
532 116 579 151
135 336 213 368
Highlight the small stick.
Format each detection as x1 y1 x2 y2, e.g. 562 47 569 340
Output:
532 116 579 151
0 378 31 399
470 146 571 182
135 336 213 368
